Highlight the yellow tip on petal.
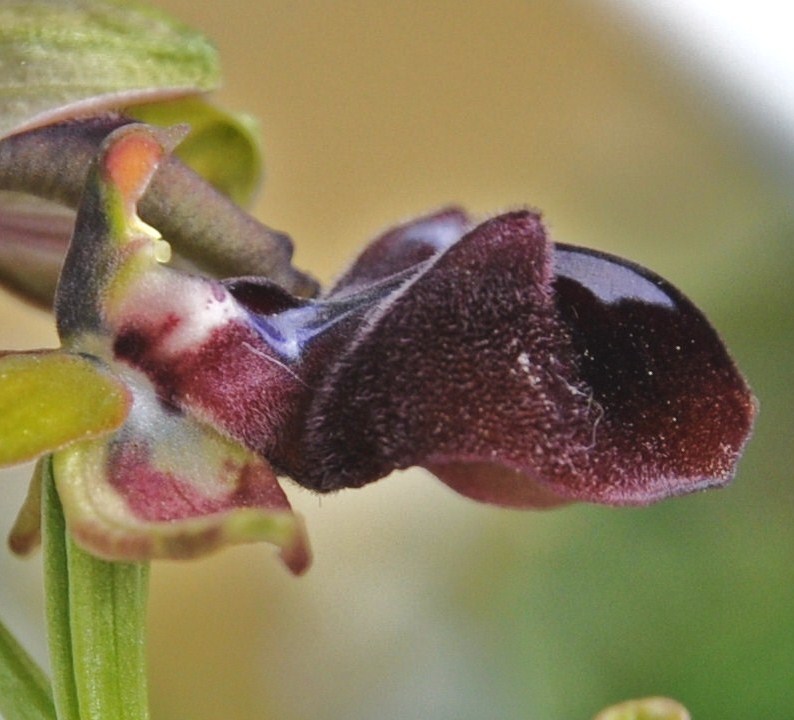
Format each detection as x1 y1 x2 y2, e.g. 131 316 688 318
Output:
99 123 188 223
103 130 164 205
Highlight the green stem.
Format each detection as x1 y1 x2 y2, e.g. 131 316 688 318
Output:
42 458 151 720
0 615 55 720
42 460 79 720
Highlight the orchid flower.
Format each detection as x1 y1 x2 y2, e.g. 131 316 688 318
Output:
0 6 760 720
0 121 756 577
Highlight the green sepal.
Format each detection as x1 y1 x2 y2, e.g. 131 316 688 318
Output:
0 0 220 140
0 352 131 467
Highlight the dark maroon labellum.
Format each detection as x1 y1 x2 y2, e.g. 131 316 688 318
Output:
267 210 755 508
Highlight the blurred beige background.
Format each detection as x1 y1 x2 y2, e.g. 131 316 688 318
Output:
164 0 778 290
1 2 791 719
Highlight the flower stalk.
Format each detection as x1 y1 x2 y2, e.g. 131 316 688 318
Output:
42 458 150 720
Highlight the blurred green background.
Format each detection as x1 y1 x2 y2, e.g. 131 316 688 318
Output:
1 1 792 718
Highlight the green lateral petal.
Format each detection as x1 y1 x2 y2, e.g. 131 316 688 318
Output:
593 698 691 720
131 97 263 207
0 0 220 140
0 353 131 467
53 387 310 573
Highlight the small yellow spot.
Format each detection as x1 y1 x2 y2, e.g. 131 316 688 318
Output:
154 238 172 264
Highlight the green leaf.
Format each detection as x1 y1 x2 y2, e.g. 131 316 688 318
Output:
0 605 56 720
593 697 691 720
0 0 220 140
0 352 131 467
131 97 263 207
